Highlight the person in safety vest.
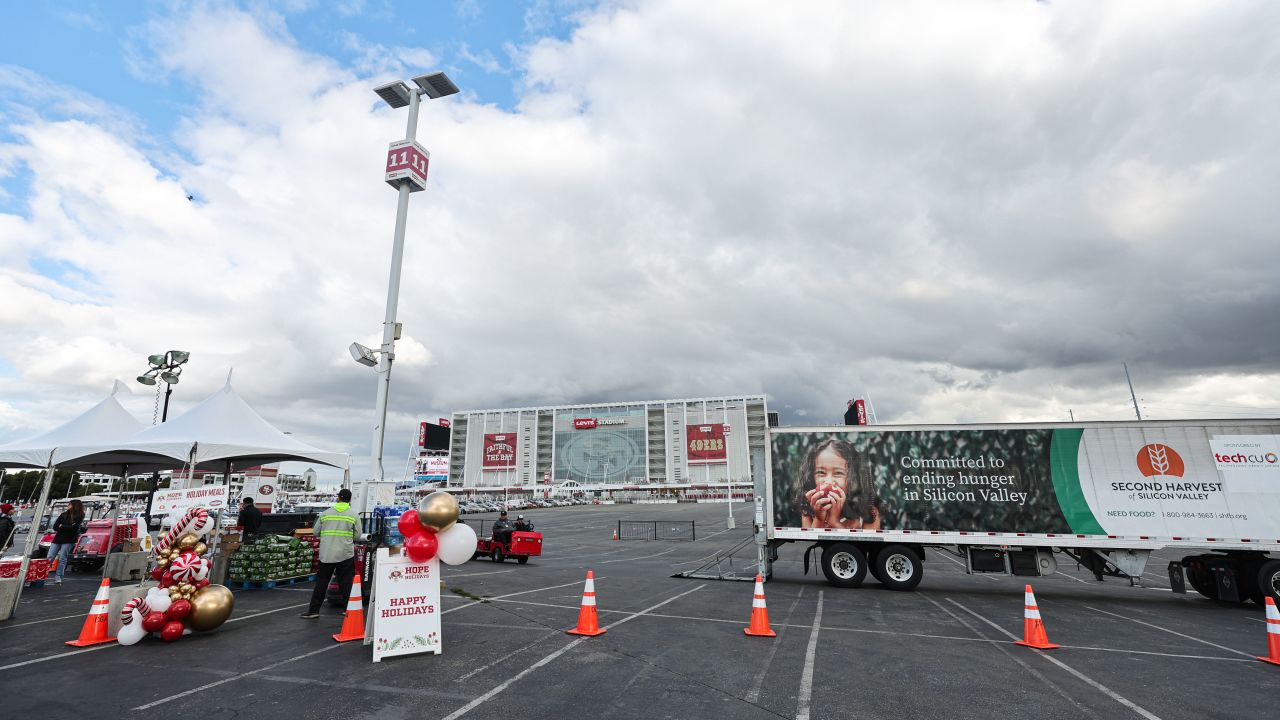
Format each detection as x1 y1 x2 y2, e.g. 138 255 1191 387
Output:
301 488 360 619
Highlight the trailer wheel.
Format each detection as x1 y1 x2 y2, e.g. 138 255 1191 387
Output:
874 545 922 591
517 556 529 565
492 547 505 563
820 543 867 588
1257 559 1280 604
1182 556 1218 600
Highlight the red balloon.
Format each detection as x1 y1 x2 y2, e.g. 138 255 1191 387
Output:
150 566 165 580
166 599 193 621
159 575 174 588
197 578 210 588
404 531 438 562
397 510 425 538
160 620 184 642
142 611 168 633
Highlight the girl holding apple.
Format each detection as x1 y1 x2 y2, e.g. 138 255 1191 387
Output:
793 437 881 530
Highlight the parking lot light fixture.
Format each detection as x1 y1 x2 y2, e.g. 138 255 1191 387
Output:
355 71 459 514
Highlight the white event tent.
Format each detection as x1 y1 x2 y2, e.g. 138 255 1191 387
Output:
0 383 163 620
0 378 348 621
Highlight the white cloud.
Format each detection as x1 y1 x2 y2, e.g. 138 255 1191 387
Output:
2 0 1279 485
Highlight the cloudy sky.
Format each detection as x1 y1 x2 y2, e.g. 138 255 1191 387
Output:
1 0 1278 484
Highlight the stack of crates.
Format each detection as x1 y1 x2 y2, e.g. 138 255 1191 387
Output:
227 535 316 582
296 533 321 574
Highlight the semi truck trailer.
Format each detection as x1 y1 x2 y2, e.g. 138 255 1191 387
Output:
759 420 1280 604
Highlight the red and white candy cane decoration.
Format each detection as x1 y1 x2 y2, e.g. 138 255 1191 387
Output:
156 507 209 556
121 596 152 625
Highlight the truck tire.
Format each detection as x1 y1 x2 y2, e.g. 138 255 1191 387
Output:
1257 559 1280 604
821 543 867 588
1182 555 1218 600
874 544 923 591
517 555 529 565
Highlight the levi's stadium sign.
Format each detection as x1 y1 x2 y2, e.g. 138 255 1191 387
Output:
574 417 626 429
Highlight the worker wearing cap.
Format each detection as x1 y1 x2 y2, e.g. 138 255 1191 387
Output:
0 504 16 551
301 489 360 619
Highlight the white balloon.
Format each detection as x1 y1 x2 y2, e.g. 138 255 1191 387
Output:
436 522 478 566
118 622 147 646
146 587 172 614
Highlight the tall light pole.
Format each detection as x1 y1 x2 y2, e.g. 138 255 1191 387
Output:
137 350 190 527
353 71 460 514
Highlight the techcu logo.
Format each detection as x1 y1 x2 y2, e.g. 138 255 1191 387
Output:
1136 444 1184 478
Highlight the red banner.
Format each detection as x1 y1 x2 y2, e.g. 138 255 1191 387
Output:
440 418 450 428
854 399 868 425
482 433 516 470
686 424 728 464
573 418 597 430
418 422 428 447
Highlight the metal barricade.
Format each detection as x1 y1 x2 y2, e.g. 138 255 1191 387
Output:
616 520 695 541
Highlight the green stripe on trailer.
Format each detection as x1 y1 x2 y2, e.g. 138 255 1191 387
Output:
1049 428 1104 535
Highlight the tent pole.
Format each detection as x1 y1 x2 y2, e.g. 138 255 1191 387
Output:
101 464 128 581
7 465 56 620
208 460 233 570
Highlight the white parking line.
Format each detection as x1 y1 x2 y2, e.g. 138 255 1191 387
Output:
947 599 1162 720
439 584 706 720
131 578 598 709
0 612 86 630
1083 605 1254 658
597 547 682 564
745 587 805 703
794 590 824 720
0 644 115 671
133 644 342 710
454 629 560 681
445 569 519 578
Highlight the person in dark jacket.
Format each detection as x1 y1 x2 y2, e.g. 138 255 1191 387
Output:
491 511 515 546
513 514 533 532
47 499 85 584
237 497 264 538
0 504 16 551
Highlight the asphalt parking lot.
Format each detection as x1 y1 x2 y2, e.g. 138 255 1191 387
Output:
3 502 1276 720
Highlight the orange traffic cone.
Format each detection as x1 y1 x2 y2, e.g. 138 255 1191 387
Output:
744 574 776 637
1014 584 1059 650
567 570 606 636
1258 596 1280 666
612 528 619 541
66 578 116 647
332 575 366 643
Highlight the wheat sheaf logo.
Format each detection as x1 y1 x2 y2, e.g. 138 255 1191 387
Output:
1135 443 1185 478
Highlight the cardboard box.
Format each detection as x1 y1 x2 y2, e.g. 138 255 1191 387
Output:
122 537 142 553
292 528 314 536
219 541 242 555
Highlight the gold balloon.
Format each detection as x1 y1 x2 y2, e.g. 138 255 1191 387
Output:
178 534 199 549
157 558 170 567
188 585 235 631
180 583 194 594
417 491 459 532
194 543 208 555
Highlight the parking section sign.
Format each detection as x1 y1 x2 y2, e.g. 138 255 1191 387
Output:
372 549 442 662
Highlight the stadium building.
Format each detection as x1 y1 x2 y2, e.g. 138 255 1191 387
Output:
447 396 771 497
